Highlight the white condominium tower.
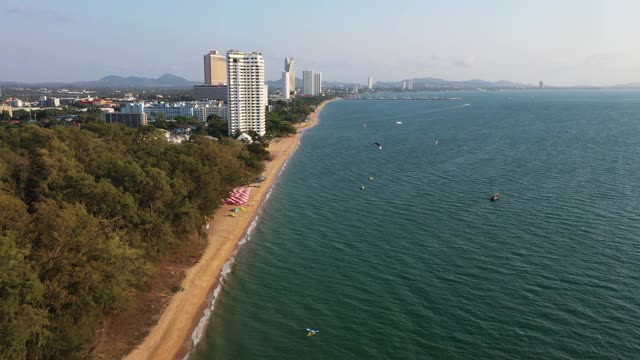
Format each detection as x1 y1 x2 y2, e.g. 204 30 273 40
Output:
282 71 291 99
303 70 314 95
313 72 322 95
282 58 295 99
407 79 414 90
204 50 227 85
226 50 266 136
303 69 322 96
368 76 373 89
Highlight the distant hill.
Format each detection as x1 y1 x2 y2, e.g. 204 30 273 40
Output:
375 77 533 90
74 74 199 88
265 76 533 90
610 82 640 89
0 74 200 89
266 77 360 89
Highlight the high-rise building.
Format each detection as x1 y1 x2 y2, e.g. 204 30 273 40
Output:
407 79 414 90
539 81 544 89
282 71 291 99
313 72 322 95
226 50 266 136
263 84 268 108
283 58 296 98
368 76 373 90
402 81 407 90
303 70 314 95
204 50 227 85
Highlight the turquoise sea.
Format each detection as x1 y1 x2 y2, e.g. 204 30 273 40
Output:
191 91 640 359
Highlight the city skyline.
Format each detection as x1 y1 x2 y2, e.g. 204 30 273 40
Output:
2 0 640 86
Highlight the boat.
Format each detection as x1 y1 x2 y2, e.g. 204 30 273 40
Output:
395 121 403 124
489 192 501 201
306 328 319 336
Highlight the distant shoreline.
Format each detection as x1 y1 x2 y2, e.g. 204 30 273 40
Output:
123 98 338 360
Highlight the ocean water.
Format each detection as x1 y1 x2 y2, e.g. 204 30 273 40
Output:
191 91 640 359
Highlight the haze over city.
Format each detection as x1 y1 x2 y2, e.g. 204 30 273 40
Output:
1 0 640 86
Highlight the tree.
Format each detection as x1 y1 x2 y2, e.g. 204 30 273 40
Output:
0 235 48 360
12 110 31 121
153 112 165 122
0 121 264 358
206 114 228 138
174 116 198 126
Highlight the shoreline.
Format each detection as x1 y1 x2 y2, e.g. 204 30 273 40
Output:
124 98 338 360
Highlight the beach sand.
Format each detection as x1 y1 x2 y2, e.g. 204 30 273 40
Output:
123 98 338 360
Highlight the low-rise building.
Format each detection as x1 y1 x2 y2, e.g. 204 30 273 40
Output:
0 104 12 117
158 129 190 144
120 100 227 122
193 100 226 122
39 96 60 107
102 112 148 127
9 99 23 107
194 85 228 102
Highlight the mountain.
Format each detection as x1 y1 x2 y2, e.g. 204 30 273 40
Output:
375 77 533 90
74 74 199 88
265 76 533 90
0 74 200 89
610 82 640 89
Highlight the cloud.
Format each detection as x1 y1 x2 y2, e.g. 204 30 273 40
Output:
7 6 77 24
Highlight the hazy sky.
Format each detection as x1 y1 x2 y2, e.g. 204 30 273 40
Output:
2 0 640 86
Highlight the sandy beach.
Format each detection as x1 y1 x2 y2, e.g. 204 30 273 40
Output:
123 98 338 360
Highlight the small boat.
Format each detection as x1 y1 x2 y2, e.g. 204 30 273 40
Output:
489 192 501 201
368 177 374 181
306 328 319 336
395 121 403 124
360 185 366 190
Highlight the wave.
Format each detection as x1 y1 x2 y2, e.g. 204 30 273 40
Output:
183 212 261 360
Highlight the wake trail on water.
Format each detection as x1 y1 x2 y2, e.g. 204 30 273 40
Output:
423 103 471 114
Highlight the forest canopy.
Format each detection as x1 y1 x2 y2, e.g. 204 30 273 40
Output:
0 123 263 359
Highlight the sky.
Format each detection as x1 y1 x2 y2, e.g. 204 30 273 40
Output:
1 0 640 86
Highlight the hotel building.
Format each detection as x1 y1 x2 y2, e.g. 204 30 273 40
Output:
282 58 295 99
313 72 322 95
226 50 266 136
204 50 227 85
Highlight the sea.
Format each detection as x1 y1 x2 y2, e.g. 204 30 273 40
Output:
191 90 640 359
